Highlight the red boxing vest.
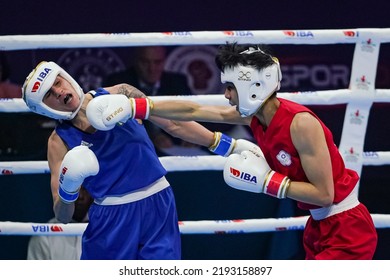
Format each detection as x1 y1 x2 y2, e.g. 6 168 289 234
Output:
250 98 359 210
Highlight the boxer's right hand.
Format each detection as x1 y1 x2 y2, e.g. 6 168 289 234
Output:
58 146 99 203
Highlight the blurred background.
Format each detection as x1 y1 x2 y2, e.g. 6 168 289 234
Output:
0 0 389 260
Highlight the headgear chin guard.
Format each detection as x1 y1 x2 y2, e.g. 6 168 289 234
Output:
22 61 85 120
221 58 282 117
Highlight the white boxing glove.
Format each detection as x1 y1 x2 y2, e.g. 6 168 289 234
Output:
86 95 153 131
58 146 99 203
86 94 132 131
223 151 291 198
208 131 264 157
233 139 264 158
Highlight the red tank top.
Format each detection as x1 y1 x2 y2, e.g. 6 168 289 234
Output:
250 98 359 210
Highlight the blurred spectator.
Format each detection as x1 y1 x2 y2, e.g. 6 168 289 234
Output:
0 51 22 98
104 46 192 95
187 59 213 92
27 187 93 260
105 46 208 156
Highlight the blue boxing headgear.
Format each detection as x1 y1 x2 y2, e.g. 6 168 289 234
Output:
22 61 85 120
221 50 282 117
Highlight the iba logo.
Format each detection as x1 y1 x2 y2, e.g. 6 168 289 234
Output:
31 67 52 93
32 225 64 232
229 167 257 183
58 48 125 91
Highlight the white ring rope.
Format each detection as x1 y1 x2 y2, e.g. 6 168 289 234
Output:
1 28 390 235
2 89 390 113
1 214 389 236
1 152 390 176
1 28 390 51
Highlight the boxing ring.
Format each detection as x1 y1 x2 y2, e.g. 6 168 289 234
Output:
0 28 390 237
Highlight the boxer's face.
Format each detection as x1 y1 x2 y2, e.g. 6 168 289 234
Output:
223 82 239 108
43 75 81 112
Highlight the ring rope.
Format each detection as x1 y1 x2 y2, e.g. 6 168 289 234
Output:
2 89 390 113
1 28 390 51
1 214 389 236
1 152 390 176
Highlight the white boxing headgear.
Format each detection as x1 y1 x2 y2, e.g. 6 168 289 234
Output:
221 57 282 117
22 61 85 120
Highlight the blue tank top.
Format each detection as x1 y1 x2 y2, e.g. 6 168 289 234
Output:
55 88 167 199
